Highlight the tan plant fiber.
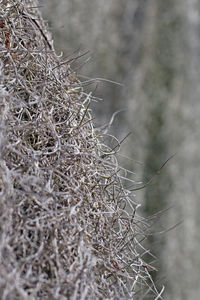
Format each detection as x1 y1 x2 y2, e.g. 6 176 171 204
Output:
0 0 163 299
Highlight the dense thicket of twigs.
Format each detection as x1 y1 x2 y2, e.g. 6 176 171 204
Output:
0 0 163 299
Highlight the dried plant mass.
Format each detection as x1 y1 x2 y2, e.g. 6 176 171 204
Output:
0 0 163 299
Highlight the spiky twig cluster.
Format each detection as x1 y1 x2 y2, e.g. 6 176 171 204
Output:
0 0 163 299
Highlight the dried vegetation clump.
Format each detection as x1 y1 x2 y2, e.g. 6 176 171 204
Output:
0 0 163 299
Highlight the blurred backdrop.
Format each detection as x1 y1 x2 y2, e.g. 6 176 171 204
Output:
41 1 200 299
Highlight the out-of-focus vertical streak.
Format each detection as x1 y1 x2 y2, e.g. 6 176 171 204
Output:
163 1 200 299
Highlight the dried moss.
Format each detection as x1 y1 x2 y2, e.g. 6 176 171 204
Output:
0 0 163 299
